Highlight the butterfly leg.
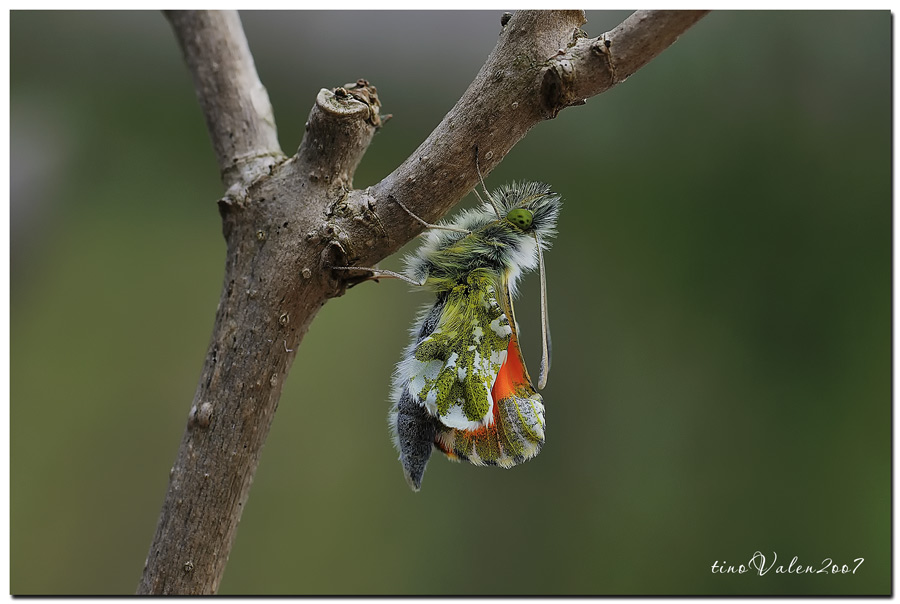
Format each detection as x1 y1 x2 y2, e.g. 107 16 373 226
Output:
389 195 470 235
331 266 425 287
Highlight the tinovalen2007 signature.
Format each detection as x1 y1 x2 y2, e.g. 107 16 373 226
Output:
711 551 864 576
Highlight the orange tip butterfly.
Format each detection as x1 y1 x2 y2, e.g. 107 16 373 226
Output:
338 173 560 490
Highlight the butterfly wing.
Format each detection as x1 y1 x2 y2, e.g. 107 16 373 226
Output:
433 273 545 466
406 269 511 427
390 268 510 489
391 268 545 489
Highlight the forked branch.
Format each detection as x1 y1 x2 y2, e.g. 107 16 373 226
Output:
139 9 707 594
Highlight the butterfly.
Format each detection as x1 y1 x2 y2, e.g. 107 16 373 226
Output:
338 179 560 491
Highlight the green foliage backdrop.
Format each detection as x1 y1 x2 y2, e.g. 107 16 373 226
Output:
10 10 890 595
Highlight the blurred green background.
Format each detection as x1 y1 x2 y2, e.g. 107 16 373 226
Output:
10 10 890 595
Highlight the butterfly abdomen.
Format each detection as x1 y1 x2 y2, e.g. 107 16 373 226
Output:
389 296 447 491
391 388 438 491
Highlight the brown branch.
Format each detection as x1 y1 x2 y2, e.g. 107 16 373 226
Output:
546 10 711 111
330 10 709 271
139 9 707 594
137 17 381 596
165 10 284 189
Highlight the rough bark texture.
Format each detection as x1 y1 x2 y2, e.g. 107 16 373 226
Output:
164 10 284 189
138 9 708 595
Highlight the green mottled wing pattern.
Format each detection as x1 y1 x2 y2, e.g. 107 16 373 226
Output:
433 278 545 467
407 269 512 429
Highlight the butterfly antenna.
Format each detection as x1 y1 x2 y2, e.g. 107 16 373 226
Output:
535 232 551 390
475 146 503 219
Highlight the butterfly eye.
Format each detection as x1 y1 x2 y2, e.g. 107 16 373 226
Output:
506 208 534 230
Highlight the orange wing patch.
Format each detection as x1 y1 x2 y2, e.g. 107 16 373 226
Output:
433 315 545 467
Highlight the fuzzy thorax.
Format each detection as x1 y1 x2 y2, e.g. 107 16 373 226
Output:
404 181 560 295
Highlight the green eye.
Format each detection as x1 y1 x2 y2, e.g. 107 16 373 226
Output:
506 208 534 230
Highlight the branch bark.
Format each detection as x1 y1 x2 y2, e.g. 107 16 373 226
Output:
138 9 708 594
164 10 284 190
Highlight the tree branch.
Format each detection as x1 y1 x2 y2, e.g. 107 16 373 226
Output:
165 10 284 190
137 69 379 594
545 10 711 110
139 9 707 594
330 10 709 272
